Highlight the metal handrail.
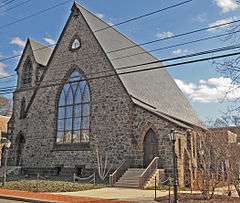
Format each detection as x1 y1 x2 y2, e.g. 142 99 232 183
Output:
109 159 128 186
139 157 159 189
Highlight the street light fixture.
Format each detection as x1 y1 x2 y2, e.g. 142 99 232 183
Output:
169 128 178 203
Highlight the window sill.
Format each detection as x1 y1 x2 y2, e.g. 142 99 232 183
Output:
51 143 91 151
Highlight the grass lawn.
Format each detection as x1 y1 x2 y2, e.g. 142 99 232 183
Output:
1 180 103 192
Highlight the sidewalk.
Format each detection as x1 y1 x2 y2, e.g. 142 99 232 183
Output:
56 187 170 203
0 188 132 203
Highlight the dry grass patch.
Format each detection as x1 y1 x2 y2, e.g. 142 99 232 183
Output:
1 180 102 192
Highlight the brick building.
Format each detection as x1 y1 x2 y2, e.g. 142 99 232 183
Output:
8 2 205 187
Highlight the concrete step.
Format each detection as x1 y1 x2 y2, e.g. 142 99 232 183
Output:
114 168 146 188
117 180 139 183
119 177 140 181
115 183 139 188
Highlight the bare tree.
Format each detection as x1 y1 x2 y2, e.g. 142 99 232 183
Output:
0 96 12 116
196 130 226 200
195 124 240 199
96 146 113 182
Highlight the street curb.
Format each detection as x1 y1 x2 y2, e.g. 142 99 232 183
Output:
0 194 59 202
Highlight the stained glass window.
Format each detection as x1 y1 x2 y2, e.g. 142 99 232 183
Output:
56 70 90 144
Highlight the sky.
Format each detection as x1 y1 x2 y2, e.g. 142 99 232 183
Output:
0 0 240 122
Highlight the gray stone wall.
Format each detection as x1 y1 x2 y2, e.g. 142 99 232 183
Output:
11 10 133 169
9 6 202 189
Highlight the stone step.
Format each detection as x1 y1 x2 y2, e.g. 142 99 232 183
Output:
115 183 139 188
117 179 139 183
121 175 141 178
119 177 140 181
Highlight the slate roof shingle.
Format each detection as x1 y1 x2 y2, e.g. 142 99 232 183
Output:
23 3 202 127
76 3 202 127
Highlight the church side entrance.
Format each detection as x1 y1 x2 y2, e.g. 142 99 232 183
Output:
143 129 158 168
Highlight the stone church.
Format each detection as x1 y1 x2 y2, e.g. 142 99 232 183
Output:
8 2 205 187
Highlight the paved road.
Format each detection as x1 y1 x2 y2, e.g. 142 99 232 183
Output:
0 199 27 203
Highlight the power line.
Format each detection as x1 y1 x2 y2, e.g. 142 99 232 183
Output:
116 44 240 71
0 0 18 9
1 41 240 85
0 0 193 61
2 15 240 64
2 49 240 96
106 18 240 54
94 0 194 32
0 0 71 30
0 74 16 80
111 29 240 61
1 0 32 13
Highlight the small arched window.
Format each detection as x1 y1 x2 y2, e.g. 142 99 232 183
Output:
22 58 32 85
20 98 26 119
56 70 90 144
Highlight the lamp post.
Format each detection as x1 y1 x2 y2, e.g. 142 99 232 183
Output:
169 129 178 203
2 138 11 187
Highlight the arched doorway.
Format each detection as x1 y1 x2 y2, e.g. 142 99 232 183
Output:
143 129 158 168
15 132 25 166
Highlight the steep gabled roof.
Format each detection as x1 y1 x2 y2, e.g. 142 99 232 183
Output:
15 39 53 71
75 3 202 127
18 3 202 127
28 39 53 66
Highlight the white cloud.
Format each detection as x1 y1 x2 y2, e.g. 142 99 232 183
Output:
96 13 104 19
172 48 189 55
194 13 207 23
175 77 240 103
95 12 113 26
43 37 56 45
10 37 25 48
0 63 9 77
12 50 23 56
155 31 174 39
214 0 238 13
208 17 236 32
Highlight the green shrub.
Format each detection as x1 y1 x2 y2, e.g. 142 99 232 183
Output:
1 180 102 192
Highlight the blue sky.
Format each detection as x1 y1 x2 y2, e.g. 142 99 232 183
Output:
0 0 240 122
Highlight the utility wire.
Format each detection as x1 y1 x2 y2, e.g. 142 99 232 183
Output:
94 0 194 32
111 29 240 61
0 41 240 84
2 50 240 96
116 44 240 71
1 0 32 13
0 0 18 9
0 0 193 32
0 0 71 30
1 15 240 64
106 18 240 54
0 74 16 80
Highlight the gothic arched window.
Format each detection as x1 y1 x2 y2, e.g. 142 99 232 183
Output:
22 58 32 85
56 70 90 144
